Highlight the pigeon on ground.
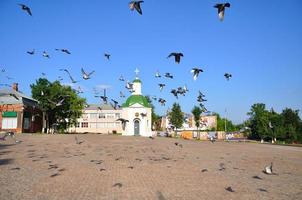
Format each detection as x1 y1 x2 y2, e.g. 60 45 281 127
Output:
164 73 173 79
224 73 232 81
263 162 274 175
214 3 231 21
158 98 166 106
55 49 71 54
75 136 83 145
201 169 208 172
104 53 110 60
167 53 183 64
158 83 165 91
191 68 203 80
42 51 50 58
149 136 154 140
60 69 78 83
155 71 161 78
27 49 35 55
174 142 183 148
225 186 235 192
81 68 95 80
129 1 144 15
18 4 32 16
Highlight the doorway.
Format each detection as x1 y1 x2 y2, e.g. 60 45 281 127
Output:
134 119 140 136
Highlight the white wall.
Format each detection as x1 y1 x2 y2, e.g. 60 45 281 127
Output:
122 103 152 137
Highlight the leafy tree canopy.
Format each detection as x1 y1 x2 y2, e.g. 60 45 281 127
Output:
31 78 86 132
169 103 184 129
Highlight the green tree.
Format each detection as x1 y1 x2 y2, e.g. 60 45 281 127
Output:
31 78 86 133
169 103 184 132
213 112 236 132
192 106 202 138
145 95 161 130
281 108 301 143
247 103 270 141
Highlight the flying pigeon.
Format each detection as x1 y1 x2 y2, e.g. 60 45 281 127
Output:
111 99 119 109
120 91 125 98
191 68 203 80
164 73 173 79
55 49 71 54
18 4 32 16
158 83 165 91
119 75 125 81
125 81 134 90
60 69 78 83
1 68 5 72
116 118 129 130
48 98 65 107
104 53 110 60
224 73 232 81
171 89 178 99
27 49 35 55
183 85 189 93
167 52 184 64
158 98 166 106
81 68 95 80
214 3 231 21
76 86 83 94
155 71 161 78
263 162 274 175
197 91 207 102
6 76 13 80
42 51 50 58
151 96 157 101
129 1 144 15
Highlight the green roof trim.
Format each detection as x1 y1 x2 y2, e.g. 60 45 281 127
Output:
133 79 142 83
2 111 17 117
122 95 151 108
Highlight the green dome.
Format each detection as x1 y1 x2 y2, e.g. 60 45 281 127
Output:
122 95 151 108
133 79 142 83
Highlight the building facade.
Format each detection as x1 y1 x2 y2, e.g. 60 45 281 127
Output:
0 83 42 133
69 104 123 134
71 71 153 137
121 77 152 137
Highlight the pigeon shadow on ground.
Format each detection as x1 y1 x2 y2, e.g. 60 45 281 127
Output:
0 158 14 166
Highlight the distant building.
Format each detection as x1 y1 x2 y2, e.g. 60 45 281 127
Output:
71 69 153 137
69 104 123 134
0 83 42 133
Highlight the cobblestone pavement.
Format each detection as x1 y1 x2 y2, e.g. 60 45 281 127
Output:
0 134 301 200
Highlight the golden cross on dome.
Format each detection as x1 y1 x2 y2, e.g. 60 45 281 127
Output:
134 68 140 78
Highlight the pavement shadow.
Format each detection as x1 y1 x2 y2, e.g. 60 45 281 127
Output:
0 158 14 166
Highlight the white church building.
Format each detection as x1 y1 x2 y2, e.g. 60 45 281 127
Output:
71 70 153 137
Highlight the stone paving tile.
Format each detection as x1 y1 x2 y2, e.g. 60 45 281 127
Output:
0 134 302 200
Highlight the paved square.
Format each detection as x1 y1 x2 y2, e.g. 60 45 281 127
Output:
0 134 301 200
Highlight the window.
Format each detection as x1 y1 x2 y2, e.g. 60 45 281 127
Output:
75 123 80 128
115 113 120 119
99 113 105 119
106 114 115 119
2 117 17 129
90 113 98 119
81 122 88 128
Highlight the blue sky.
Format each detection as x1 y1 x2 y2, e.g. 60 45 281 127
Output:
0 0 301 124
